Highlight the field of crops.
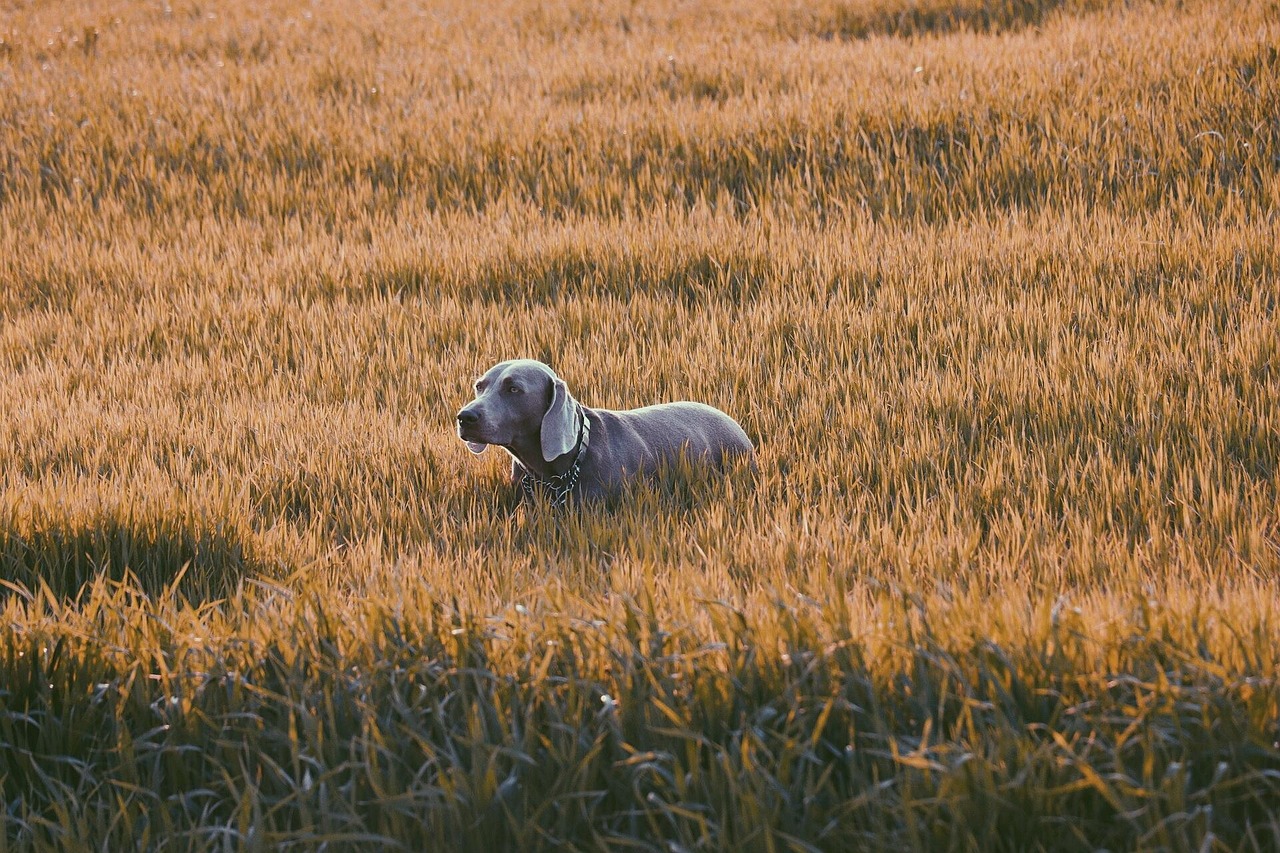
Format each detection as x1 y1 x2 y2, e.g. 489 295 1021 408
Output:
1 0 1278 848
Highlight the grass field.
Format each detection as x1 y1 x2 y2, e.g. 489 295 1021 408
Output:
1 0 1279 848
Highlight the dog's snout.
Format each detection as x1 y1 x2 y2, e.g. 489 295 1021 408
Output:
457 408 481 427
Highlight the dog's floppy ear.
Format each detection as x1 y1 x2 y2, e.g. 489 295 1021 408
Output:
464 440 488 455
540 373 579 461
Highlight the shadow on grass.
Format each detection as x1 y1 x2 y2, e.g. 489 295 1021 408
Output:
786 0 1102 41
0 511 267 603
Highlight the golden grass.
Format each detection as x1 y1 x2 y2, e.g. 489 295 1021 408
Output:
1 0 1278 848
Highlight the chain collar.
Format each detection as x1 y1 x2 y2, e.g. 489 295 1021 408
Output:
519 407 591 509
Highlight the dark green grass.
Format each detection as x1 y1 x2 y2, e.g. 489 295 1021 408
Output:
2 583 1278 851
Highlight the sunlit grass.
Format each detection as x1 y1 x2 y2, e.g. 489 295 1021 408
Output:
1 0 1278 848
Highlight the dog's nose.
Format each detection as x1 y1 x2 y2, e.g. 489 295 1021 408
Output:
457 408 481 427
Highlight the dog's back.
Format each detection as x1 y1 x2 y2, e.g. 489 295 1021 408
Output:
574 402 754 498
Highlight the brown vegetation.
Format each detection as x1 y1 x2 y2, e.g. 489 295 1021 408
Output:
0 0 1277 848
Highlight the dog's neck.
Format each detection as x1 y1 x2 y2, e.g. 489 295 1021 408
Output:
505 406 587 479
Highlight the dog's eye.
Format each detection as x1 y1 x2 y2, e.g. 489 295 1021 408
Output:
507 384 522 394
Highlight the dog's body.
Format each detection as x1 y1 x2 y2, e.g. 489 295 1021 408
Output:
456 360 754 505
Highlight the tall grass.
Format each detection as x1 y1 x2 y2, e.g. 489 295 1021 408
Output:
1 0 1278 848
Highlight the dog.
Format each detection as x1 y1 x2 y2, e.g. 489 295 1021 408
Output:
456 359 754 506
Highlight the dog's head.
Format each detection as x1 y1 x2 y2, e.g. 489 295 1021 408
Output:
456 359 580 461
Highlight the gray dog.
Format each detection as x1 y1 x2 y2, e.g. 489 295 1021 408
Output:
456 359 755 506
